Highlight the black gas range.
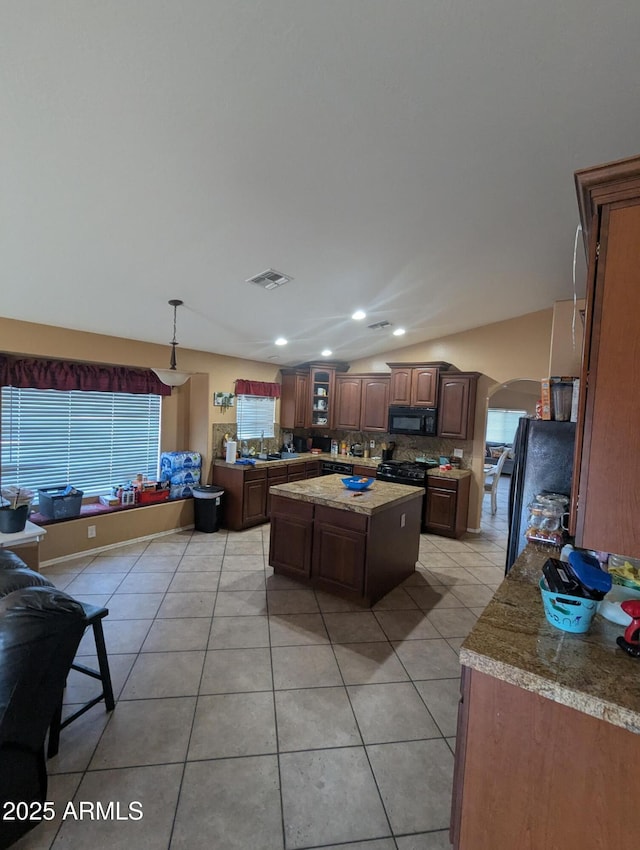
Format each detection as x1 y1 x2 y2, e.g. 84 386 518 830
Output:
376 459 438 486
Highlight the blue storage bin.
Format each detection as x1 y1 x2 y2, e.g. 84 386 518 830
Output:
539 578 597 634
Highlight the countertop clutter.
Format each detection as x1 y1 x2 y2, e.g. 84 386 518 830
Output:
460 543 640 733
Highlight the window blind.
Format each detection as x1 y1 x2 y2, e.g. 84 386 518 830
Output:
485 409 526 444
236 395 276 441
1 387 161 499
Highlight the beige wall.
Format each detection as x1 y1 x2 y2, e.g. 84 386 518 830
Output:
349 308 553 385
489 381 539 416
549 298 585 377
1 307 557 546
349 309 553 530
0 315 280 478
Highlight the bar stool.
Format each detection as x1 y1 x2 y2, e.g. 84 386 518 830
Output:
47 602 115 758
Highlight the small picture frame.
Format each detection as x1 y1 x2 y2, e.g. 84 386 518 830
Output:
213 392 235 410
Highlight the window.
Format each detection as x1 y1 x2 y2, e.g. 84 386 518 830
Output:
485 408 526 444
1 387 161 500
236 395 276 441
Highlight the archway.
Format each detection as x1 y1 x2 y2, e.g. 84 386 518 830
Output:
480 377 540 533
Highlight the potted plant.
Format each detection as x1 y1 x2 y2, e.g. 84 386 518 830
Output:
0 486 34 534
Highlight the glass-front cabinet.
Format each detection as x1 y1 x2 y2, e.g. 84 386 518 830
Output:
310 368 335 429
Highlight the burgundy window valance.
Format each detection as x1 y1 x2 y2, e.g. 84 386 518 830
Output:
235 379 281 398
0 355 172 397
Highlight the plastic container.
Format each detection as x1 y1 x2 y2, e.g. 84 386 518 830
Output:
341 476 374 491
539 578 598 634
192 486 224 533
0 505 29 533
37 486 83 519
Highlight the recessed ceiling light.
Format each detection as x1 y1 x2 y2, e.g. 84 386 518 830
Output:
352 310 366 321
321 349 332 357
275 337 287 346
393 328 406 336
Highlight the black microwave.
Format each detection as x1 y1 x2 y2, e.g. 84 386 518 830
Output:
388 406 437 436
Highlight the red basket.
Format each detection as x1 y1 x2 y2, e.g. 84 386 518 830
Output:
137 489 170 505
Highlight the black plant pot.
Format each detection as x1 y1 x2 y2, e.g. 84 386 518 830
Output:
0 504 29 534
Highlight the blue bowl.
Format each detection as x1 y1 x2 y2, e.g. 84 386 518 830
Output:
342 476 374 491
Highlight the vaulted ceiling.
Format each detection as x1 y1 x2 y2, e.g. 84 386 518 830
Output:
3 1 639 366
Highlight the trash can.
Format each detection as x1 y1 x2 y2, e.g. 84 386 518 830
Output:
192 485 224 533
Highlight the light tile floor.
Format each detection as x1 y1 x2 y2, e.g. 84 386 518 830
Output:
16 478 510 850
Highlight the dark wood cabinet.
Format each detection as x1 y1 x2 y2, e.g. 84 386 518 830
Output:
451 666 640 850
312 506 367 596
269 496 313 578
268 488 422 605
266 466 287 517
308 367 336 429
335 374 390 432
242 472 268 526
387 361 451 407
213 464 268 530
425 474 471 538
437 372 479 440
305 460 321 478
335 377 362 430
360 376 390 430
280 370 308 430
287 466 306 483
572 155 640 558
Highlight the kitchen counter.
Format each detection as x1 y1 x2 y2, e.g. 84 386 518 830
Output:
426 467 471 481
460 543 640 733
268 475 422 606
269 474 423 516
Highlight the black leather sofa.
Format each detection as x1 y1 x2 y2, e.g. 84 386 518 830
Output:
0 551 86 850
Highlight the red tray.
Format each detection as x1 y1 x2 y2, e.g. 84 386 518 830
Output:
137 489 170 505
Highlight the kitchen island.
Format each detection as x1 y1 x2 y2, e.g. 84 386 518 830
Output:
268 474 423 606
451 544 640 849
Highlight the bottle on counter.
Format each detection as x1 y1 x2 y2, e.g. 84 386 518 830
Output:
340 441 347 456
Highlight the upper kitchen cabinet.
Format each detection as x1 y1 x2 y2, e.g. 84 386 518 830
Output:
572 154 640 559
309 367 336 429
387 362 451 407
335 374 390 432
437 372 479 440
280 370 309 430
280 363 349 430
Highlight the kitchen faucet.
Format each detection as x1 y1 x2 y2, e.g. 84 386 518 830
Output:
259 430 265 457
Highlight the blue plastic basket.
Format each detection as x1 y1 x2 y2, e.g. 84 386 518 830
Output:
539 578 597 634
341 476 374 491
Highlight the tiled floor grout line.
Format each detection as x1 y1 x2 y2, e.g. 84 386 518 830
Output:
39 493 510 850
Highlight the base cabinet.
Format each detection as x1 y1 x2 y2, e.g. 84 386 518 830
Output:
425 475 470 538
269 500 314 578
269 493 421 605
242 474 268 526
451 666 640 850
312 506 367 596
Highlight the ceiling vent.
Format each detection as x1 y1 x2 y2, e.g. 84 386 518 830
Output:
367 320 392 330
246 269 293 290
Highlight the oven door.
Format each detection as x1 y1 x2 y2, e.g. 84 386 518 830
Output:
387 407 425 436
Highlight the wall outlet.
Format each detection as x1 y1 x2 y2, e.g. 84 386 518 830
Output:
453 448 464 458
369 440 375 448
87 525 96 539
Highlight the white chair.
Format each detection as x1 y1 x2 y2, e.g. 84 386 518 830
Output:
484 448 510 515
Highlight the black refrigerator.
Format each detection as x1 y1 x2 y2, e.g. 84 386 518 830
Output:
506 418 576 572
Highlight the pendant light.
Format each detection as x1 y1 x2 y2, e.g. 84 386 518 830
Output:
151 299 191 387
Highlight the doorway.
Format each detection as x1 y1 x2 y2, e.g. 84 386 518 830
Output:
481 378 540 541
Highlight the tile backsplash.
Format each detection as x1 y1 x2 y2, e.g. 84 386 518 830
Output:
211 424 472 469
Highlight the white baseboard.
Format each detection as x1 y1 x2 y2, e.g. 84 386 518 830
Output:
40 524 195 568
466 527 482 534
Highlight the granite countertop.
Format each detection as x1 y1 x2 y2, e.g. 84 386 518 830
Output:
460 543 640 734
269 474 423 516
212 453 383 471
426 468 471 480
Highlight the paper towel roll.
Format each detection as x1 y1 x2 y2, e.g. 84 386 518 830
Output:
226 441 237 463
